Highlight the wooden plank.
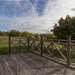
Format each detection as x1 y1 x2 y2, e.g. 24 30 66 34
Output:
0 53 75 75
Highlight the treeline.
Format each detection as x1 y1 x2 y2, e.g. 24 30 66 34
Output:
0 30 56 39
0 30 33 37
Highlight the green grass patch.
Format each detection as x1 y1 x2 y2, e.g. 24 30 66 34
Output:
0 37 9 54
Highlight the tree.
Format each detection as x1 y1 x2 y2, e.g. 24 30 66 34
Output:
9 30 20 36
21 32 33 37
52 15 75 39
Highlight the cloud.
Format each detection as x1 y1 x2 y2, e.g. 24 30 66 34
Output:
0 0 75 33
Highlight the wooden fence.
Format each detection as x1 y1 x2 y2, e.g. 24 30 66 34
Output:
0 36 75 67
6 35 75 67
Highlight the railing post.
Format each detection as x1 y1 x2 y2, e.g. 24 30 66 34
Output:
67 36 71 66
40 35 43 56
8 35 11 54
27 37 30 52
19 37 21 52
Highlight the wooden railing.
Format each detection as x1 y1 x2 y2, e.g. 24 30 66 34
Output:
7 35 75 67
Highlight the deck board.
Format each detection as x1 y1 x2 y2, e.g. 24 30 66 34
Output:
0 53 75 75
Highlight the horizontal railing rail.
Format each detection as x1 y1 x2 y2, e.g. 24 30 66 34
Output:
0 35 75 67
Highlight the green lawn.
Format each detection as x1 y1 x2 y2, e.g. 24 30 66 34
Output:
0 37 9 54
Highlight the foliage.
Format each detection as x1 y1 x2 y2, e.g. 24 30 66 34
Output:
40 34 56 39
21 31 33 37
8 30 20 36
46 34 57 39
0 31 9 36
52 15 75 39
0 30 33 37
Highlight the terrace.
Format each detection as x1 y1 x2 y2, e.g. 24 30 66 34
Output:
0 53 75 75
0 36 75 75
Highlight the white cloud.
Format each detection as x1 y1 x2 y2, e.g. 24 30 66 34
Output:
0 0 75 33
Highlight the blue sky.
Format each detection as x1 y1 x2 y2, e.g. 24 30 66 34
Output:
0 0 47 17
0 0 75 33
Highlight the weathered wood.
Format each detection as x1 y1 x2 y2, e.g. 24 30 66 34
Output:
27 37 30 52
40 35 43 56
8 36 11 54
0 53 75 75
66 36 71 66
2 36 74 67
19 37 21 52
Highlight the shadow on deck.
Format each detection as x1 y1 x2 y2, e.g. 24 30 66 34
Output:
0 53 75 75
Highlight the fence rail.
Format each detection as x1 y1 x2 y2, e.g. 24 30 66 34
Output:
0 36 75 67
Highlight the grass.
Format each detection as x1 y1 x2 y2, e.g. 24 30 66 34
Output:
0 36 9 54
0 44 8 54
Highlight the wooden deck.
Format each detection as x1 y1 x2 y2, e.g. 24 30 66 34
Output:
0 53 75 75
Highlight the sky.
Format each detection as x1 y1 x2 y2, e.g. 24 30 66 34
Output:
0 0 75 33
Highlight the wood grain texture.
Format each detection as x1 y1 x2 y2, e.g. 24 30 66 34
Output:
0 53 75 75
